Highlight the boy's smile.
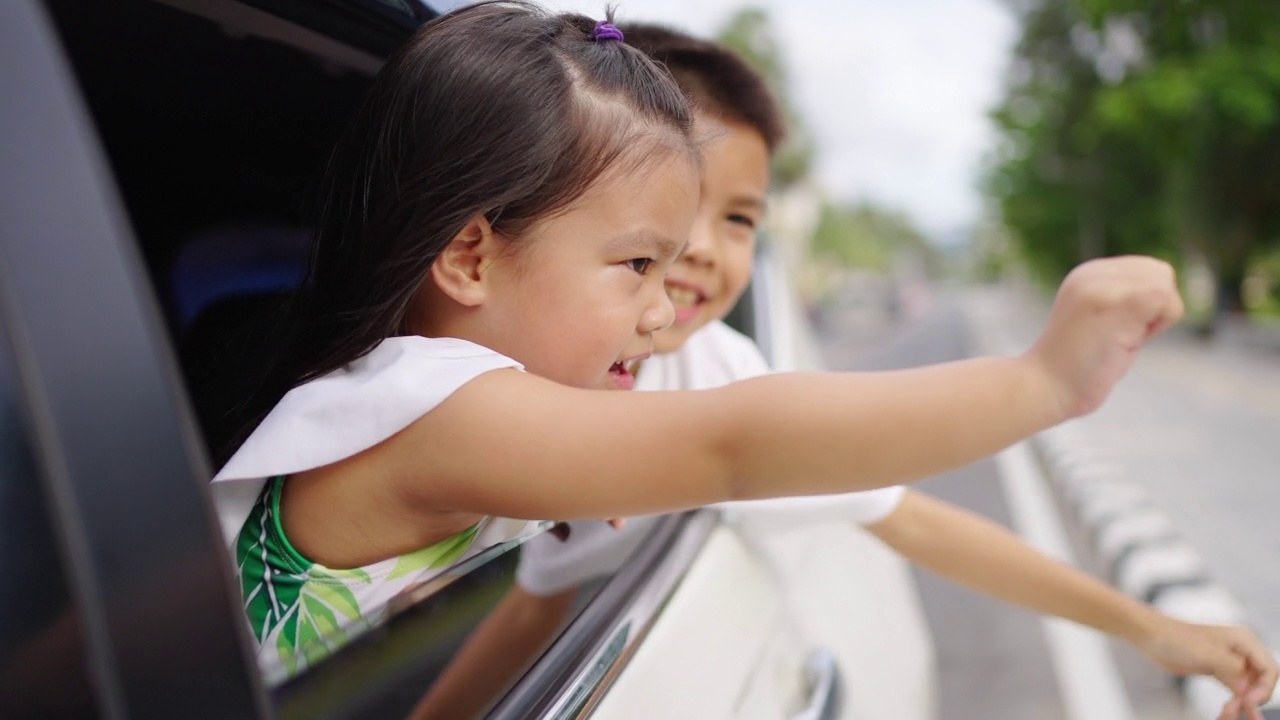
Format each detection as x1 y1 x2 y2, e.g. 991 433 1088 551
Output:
665 278 708 325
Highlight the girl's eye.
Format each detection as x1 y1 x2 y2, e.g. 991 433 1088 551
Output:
727 214 757 229
626 258 654 275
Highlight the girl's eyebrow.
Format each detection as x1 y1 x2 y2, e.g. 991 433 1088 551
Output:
729 194 766 211
608 230 686 262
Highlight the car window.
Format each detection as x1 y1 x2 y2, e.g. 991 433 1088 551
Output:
274 517 678 719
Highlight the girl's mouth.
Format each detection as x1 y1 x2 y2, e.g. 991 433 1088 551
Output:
608 361 636 390
666 282 707 325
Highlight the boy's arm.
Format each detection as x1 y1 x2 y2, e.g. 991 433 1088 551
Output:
868 490 1277 716
869 490 1157 639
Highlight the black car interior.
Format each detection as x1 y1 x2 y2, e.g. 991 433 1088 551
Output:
44 0 392 459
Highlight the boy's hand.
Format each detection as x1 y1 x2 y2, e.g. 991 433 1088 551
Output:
1027 256 1184 419
1135 617 1277 720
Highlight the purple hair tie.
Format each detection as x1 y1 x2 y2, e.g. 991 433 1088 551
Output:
593 21 625 42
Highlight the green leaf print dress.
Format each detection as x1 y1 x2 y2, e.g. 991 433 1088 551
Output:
212 336 546 683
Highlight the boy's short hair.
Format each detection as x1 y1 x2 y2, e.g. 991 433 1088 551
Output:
622 23 786 153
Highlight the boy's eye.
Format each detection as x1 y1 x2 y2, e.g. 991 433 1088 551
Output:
625 258 654 275
727 214 757 229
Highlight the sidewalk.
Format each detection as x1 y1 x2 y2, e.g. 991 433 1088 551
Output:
967 287 1280 719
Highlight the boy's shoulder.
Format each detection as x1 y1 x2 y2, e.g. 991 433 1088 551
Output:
689 319 762 353
679 321 771 381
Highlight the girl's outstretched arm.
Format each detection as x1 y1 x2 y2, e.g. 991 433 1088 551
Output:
287 257 1181 566
283 345 1062 566
401 354 1060 520
867 491 1278 718
379 256 1182 519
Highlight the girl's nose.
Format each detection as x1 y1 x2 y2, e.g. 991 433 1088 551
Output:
639 283 675 334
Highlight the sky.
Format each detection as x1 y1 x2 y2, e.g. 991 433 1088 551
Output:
538 0 1018 243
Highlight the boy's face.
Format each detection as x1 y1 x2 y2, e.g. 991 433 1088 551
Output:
654 115 770 354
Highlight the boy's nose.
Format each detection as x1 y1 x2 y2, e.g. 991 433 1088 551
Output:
680 221 716 267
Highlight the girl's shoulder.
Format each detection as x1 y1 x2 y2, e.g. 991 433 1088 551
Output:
386 335 522 363
220 335 523 478
211 336 523 544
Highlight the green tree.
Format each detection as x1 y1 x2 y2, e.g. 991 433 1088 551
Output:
986 0 1176 287
716 7 815 189
1082 0 1280 313
989 0 1280 319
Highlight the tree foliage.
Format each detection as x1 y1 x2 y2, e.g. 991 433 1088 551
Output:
988 0 1280 315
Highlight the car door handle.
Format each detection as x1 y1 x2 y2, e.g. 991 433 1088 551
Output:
788 648 842 720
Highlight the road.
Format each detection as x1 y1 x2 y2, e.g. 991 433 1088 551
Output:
1053 324 1280 644
986 287 1280 648
817 292 1188 720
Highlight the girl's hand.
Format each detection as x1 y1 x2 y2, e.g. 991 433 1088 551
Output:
1134 616 1276 720
1027 256 1184 419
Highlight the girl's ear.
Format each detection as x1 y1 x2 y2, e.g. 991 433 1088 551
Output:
430 214 504 307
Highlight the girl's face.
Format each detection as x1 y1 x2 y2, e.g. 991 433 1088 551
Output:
655 117 770 354
481 152 700 390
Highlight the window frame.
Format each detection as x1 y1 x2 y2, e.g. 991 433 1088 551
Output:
486 511 719 720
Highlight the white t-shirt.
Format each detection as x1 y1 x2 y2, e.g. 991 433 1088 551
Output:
516 321 906 597
212 335 532 546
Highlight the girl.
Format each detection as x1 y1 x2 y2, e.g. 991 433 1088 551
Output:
213 1 1183 684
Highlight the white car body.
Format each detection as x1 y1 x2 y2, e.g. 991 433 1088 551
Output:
593 252 937 720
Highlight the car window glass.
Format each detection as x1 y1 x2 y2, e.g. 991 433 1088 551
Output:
274 518 668 719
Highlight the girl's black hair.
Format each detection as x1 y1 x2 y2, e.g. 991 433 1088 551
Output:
220 2 695 465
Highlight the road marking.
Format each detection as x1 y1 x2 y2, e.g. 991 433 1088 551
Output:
996 441 1137 720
